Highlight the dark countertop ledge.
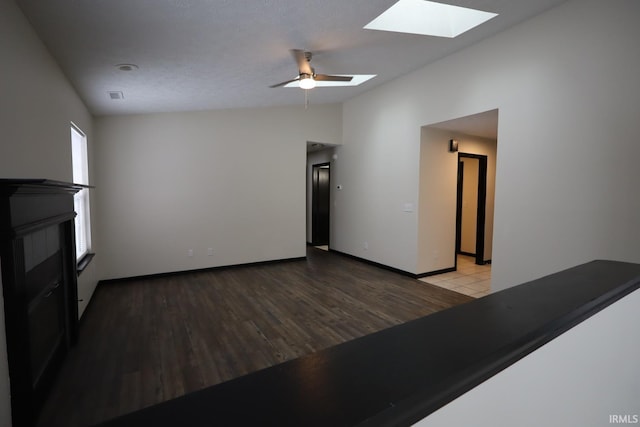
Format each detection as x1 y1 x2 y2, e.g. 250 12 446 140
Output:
95 260 640 427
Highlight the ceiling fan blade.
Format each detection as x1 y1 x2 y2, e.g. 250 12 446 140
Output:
269 77 300 88
315 74 353 82
291 49 312 75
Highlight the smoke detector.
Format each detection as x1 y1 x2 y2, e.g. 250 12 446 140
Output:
115 63 139 71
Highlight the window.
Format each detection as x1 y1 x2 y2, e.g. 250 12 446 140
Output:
71 123 92 263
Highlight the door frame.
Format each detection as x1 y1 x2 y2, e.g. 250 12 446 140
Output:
455 153 488 266
311 162 331 246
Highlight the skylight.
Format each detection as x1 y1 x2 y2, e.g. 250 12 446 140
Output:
364 0 498 38
284 75 377 88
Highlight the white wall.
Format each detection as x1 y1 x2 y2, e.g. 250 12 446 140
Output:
0 2 92 182
418 127 458 273
338 0 640 288
335 94 422 273
415 289 640 427
95 104 341 280
0 0 98 423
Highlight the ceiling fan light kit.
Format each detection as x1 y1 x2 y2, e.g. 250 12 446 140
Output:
298 73 316 90
270 49 354 92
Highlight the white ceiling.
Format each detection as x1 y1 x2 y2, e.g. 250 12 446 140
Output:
16 0 567 116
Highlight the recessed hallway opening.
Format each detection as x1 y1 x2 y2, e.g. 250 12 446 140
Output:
418 109 498 289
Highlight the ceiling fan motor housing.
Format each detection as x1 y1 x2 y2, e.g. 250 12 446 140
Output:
269 49 354 89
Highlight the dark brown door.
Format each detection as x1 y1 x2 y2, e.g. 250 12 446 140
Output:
312 164 330 246
455 153 488 265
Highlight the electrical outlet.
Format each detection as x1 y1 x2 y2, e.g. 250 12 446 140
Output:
187 249 193 257
207 248 214 256
364 241 369 250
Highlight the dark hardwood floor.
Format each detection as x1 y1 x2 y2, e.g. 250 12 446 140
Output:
36 247 472 427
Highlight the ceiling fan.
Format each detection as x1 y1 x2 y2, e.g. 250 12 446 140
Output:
270 49 353 89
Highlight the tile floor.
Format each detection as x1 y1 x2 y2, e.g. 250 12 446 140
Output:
420 255 491 298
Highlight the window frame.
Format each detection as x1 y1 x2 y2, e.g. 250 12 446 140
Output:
70 122 94 273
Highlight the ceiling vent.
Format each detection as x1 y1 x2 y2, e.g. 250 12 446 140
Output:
108 91 124 100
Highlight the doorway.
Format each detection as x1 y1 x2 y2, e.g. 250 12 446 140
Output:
455 153 488 266
311 163 330 246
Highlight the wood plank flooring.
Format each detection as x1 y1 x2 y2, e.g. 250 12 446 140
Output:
36 248 472 427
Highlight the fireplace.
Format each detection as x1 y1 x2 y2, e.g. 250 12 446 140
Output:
0 179 82 427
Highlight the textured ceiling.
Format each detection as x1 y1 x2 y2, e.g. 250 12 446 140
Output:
16 0 567 116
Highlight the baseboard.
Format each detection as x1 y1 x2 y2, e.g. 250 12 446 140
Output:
328 249 462 280
307 241 329 247
415 266 456 279
328 249 419 278
458 251 476 258
99 256 307 285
